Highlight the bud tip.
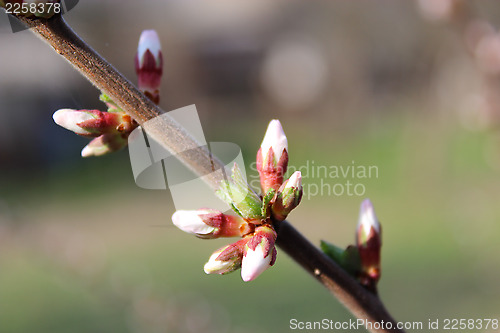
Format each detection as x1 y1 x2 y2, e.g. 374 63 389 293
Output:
261 119 288 162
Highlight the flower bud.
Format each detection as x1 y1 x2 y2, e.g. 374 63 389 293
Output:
256 120 289 193
204 238 249 275
53 109 135 137
241 225 277 282
135 29 163 104
272 171 303 221
53 109 101 136
172 209 252 239
81 133 128 157
356 199 382 285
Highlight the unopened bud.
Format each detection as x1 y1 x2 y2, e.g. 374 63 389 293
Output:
241 225 277 282
81 133 128 157
204 238 249 275
256 120 288 193
135 29 163 104
53 109 135 137
172 209 252 239
356 199 382 285
272 171 303 221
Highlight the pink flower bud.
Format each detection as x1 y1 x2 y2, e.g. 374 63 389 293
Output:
256 120 289 193
135 29 163 104
53 109 135 137
272 171 303 221
356 199 382 285
81 133 128 157
172 209 252 239
241 225 277 282
204 238 249 275
53 109 102 136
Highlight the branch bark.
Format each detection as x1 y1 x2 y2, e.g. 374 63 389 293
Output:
13 13 405 333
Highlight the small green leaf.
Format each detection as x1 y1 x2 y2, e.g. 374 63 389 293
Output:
99 93 123 113
261 188 276 218
341 245 361 276
320 241 361 277
320 240 345 264
216 164 263 220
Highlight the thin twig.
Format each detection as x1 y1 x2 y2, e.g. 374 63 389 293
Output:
13 13 405 333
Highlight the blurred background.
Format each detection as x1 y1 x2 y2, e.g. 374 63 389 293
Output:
1 0 500 332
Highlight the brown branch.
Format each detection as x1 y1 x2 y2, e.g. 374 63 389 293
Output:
12 13 405 333
274 220 403 333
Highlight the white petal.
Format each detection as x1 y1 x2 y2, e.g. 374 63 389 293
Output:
358 199 380 235
284 171 302 190
137 30 161 67
204 250 234 274
260 119 288 162
172 210 216 236
53 109 95 135
241 243 272 282
81 144 97 157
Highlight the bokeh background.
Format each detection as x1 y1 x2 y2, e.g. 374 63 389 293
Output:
1 1 500 332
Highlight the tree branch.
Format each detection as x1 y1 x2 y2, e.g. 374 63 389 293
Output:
13 13 405 333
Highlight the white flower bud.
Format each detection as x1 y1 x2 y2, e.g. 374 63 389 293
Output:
260 119 288 164
53 109 96 136
172 210 217 237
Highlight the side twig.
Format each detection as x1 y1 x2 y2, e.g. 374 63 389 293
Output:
13 13 405 333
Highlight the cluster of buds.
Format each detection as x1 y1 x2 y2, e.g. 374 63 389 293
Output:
321 199 382 292
53 29 163 156
172 120 303 281
53 105 136 157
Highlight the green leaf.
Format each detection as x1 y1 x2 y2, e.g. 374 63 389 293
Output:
320 241 361 277
320 240 345 264
341 245 361 276
216 164 263 220
261 188 276 218
99 93 123 113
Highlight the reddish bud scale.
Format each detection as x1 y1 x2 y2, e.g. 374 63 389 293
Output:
216 237 249 262
76 110 135 137
116 114 136 133
270 247 277 266
357 226 382 282
199 211 253 238
135 50 163 104
256 147 289 193
245 226 277 261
